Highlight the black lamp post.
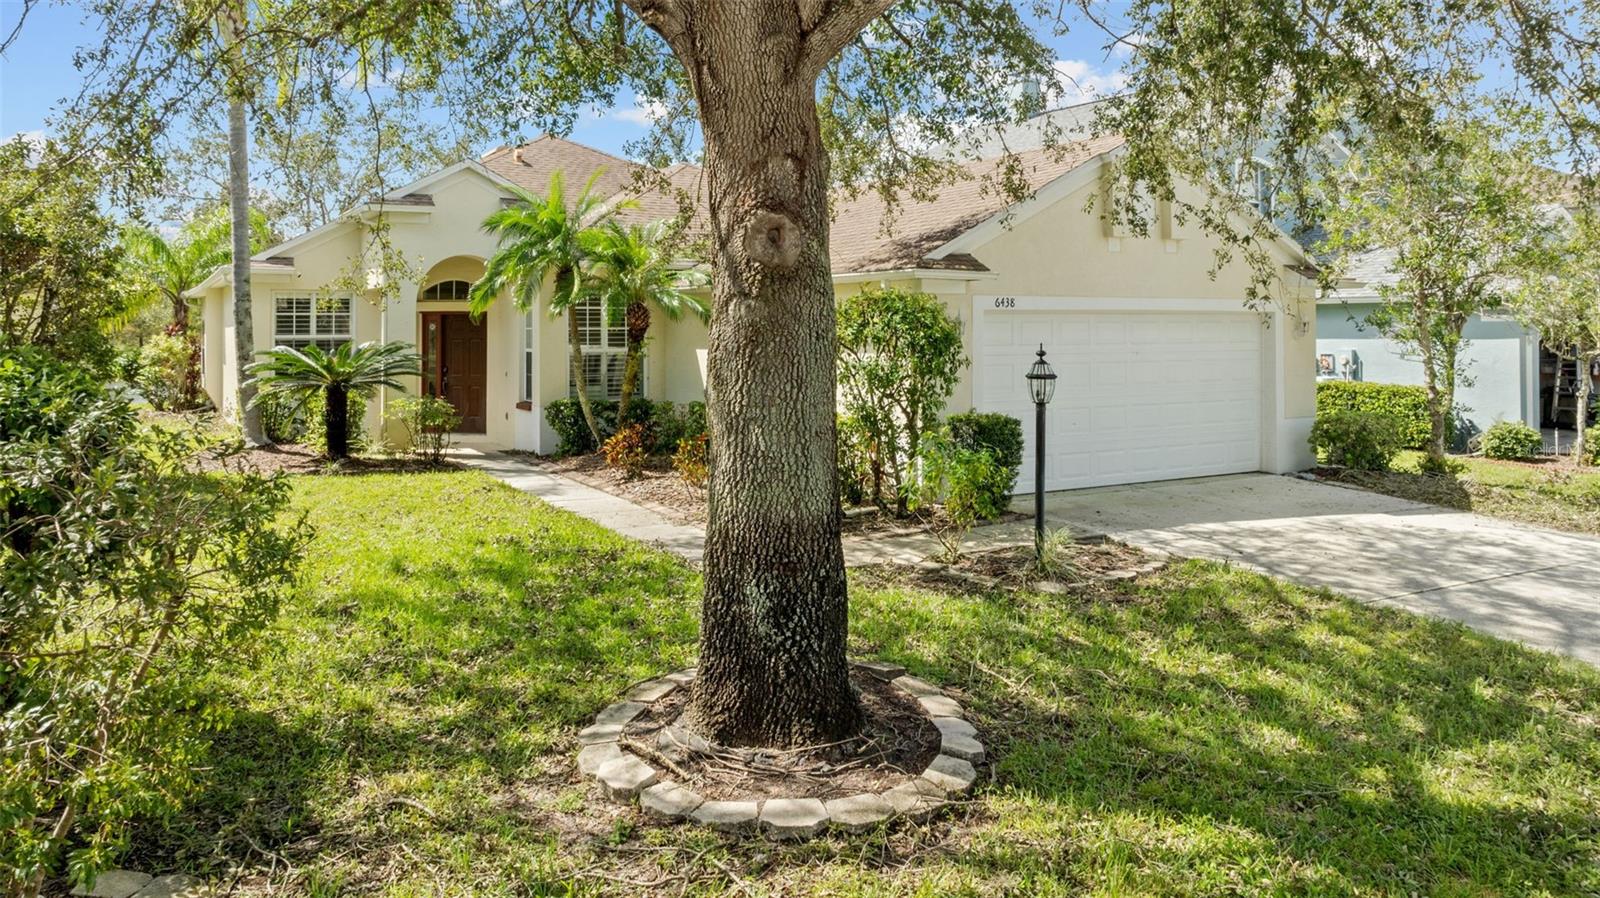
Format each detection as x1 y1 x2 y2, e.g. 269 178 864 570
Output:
1024 344 1057 560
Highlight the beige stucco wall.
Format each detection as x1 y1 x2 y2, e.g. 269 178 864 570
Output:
201 159 1313 469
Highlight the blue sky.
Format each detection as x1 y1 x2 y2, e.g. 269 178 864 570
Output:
0 1 1132 157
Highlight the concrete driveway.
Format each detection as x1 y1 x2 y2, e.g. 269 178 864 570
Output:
1015 473 1600 665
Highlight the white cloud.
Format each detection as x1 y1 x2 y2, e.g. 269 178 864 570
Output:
5 129 46 161
611 98 668 126
1051 59 1129 106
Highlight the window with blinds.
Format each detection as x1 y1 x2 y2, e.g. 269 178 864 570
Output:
273 295 351 351
569 296 627 400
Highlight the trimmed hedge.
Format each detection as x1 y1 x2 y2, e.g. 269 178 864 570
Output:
1308 409 1406 471
1316 381 1433 450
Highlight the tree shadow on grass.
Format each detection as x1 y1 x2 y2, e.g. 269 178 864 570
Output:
855 564 1600 895
131 478 705 884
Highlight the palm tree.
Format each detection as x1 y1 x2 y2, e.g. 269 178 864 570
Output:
245 341 421 460
122 207 271 405
582 220 710 424
469 170 625 446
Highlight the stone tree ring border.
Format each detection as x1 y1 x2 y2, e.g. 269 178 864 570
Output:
575 662 985 839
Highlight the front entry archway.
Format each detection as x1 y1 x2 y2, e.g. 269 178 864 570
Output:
420 311 487 433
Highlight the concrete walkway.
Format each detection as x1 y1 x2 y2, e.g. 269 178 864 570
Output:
1016 473 1600 665
460 451 1599 665
455 451 707 563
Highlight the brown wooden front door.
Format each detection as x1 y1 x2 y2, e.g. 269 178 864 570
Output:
420 312 487 433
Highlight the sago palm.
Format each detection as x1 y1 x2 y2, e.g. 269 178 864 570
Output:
245 340 421 460
469 170 628 446
582 220 710 424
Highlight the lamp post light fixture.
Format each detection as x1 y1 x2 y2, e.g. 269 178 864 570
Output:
1024 344 1057 561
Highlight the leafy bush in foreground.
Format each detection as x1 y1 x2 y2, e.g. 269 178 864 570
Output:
0 349 310 896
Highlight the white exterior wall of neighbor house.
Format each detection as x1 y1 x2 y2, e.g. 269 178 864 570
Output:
1315 299 1541 436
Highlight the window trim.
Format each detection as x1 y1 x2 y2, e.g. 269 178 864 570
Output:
420 279 473 302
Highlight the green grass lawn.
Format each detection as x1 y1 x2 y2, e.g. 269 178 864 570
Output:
1331 450 1600 536
128 471 1600 897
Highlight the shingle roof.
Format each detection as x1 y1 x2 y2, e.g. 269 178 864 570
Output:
478 133 1124 276
827 134 1125 275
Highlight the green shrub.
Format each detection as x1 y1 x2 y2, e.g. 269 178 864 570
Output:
389 394 461 463
907 428 1010 561
543 397 656 455
0 348 310 895
837 413 874 507
1308 409 1406 471
1479 421 1542 460
673 433 709 487
647 400 708 454
135 332 194 410
602 423 650 476
1316 381 1434 449
837 287 967 514
257 389 309 444
1583 436 1600 467
946 411 1022 508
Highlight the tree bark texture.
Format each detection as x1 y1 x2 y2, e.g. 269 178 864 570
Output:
643 1 867 747
224 6 266 446
325 384 349 459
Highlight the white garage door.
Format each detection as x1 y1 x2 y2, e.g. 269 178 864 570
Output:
977 309 1262 491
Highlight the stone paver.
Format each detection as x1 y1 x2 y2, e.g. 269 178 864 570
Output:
824 793 895 831
690 800 762 833
881 778 946 818
626 678 678 702
577 742 625 776
917 694 963 718
1017 473 1600 665
129 875 206 898
592 701 647 726
855 661 906 681
760 798 830 840
576 721 626 744
72 871 153 898
921 754 978 794
640 781 704 820
595 754 658 799
938 730 986 764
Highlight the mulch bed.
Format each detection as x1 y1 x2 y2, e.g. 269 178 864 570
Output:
619 669 940 802
199 443 461 477
535 453 709 524
531 452 1028 536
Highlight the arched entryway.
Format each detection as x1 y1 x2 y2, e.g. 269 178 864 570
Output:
418 258 488 433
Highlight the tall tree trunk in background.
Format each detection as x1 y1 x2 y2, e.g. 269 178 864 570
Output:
632 1 870 747
224 6 266 445
1576 349 1596 464
616 300 649 426
567 306 602 446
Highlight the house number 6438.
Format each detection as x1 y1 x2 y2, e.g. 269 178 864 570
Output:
993 296 1017 308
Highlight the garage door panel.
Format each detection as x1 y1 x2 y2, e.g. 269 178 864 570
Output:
980 309 1262 491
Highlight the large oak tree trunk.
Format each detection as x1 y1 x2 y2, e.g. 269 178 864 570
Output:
665 4 864 747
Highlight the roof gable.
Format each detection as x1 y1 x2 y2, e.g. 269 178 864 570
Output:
826 135 1125 275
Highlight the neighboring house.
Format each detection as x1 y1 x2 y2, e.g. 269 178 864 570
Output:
194 134 1319 492
1316 247 1556 440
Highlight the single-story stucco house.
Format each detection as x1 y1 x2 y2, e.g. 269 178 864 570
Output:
1317 247 1598 441
194 134 1319 491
